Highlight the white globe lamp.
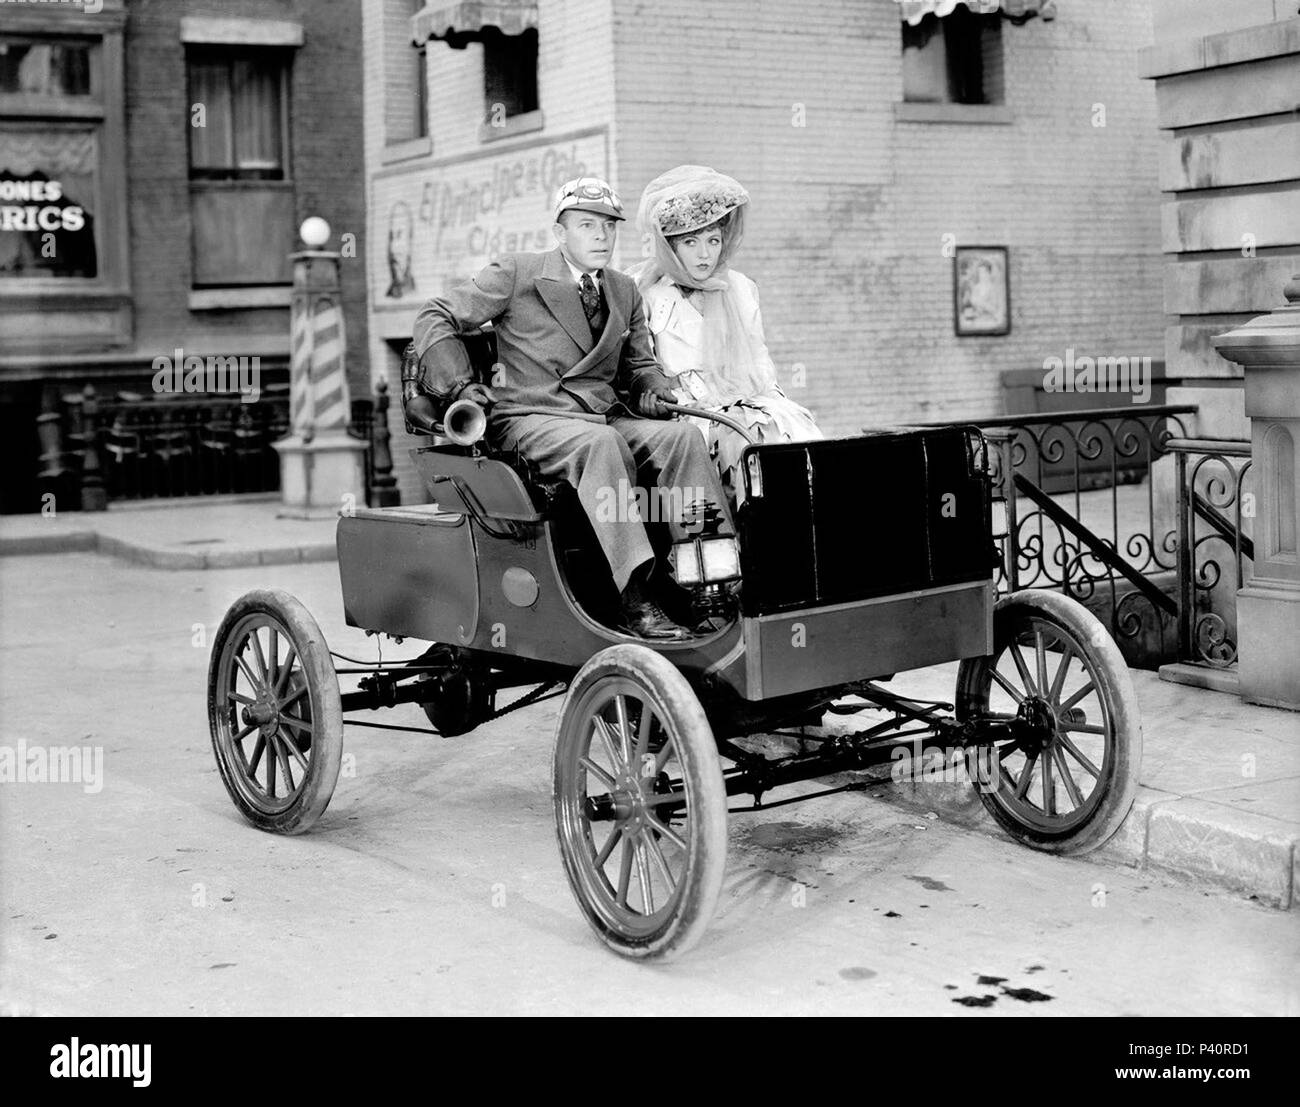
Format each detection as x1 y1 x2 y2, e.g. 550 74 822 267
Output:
300 216 331 249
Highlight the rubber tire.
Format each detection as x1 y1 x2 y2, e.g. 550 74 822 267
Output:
553 644 727 961
956 588 1142 855
207 589 343 834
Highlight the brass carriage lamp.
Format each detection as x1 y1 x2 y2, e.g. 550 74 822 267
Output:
670 535 741 585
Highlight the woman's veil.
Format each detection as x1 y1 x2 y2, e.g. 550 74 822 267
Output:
629 165 775 403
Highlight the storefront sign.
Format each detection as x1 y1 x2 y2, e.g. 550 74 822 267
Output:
0 176 86 232
1 127 99 278
371 128 608 310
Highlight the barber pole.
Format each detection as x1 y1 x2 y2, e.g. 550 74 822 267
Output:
275 216 368 511
289 290 314 433
287 215 350 436
309 295 350 431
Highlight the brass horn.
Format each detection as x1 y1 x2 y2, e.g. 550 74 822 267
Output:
441 398 487 446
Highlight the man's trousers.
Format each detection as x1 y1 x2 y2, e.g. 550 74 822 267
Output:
489 413 734 593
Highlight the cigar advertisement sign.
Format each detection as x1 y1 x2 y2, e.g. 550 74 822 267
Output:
370 127 609 326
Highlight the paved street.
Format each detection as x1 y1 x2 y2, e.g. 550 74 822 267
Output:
1 552 1296 1016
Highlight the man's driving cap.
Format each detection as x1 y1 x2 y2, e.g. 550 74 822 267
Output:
554 176 625 222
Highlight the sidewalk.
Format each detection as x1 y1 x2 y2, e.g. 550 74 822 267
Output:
0 496 336 569
3 498 1297 910
820 662 1299 912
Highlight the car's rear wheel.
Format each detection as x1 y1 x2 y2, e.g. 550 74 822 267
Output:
957 589 1141 854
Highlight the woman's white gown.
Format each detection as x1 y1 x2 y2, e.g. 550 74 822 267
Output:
642 271 821 504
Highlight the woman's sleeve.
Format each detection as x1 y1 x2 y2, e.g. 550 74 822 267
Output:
741 275 780 393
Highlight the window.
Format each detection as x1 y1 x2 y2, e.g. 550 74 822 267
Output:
385 0 428 147
0 36 92 98
0 128 98 278
902 7 1003 105
482 27 538 122
0 14 130 354
185 46 294 288
187 48 288 180
0 35 102 281
415 46 429 139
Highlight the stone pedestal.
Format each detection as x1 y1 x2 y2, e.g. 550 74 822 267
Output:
1213 276 1300 711
273 431 368 516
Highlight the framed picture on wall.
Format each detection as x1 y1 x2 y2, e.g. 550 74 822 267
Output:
954 246 1010 336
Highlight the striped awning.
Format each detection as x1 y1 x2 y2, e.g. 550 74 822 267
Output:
411 1 538 45
897 0 1053 25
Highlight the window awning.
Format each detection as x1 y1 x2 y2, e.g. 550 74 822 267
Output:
411 2 538 46
897 1 1053 25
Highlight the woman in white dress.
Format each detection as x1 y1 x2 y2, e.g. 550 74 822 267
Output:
630 165 820 507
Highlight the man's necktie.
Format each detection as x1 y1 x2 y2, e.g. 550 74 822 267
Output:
579 273 603 334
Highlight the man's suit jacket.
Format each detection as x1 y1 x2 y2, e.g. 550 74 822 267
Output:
411 247 672 423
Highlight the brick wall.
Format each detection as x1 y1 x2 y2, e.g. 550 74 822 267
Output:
125 0 368 396
363 0 621 503
367 0 1166 500
382 0 421 145
364 0 415 503
610 0 1166 433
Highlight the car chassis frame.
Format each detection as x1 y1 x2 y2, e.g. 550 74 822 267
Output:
207 402 1142 961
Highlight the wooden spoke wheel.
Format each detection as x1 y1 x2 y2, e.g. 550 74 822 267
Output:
553 645 727 961
956 589 1142 855
207 589 343 834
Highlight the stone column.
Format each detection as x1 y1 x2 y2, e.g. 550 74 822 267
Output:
1139 6 1300 443
1213 276 1300 711
274 217 367 515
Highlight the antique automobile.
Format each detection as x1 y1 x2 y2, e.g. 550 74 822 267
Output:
207 335 1142 961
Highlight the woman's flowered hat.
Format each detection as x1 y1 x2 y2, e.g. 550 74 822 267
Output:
650 172 750 236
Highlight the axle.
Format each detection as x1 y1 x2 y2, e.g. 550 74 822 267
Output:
584 716 1031 821
338 664 559 714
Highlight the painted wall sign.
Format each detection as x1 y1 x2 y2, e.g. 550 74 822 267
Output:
371 128 609 314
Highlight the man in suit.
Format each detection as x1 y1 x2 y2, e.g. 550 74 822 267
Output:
410 176 732 640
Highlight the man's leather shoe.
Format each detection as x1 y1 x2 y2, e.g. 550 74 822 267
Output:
621 581 690 640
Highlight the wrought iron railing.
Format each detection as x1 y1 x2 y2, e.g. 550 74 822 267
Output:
37 384 378 509
98 392 291 501
925 406 1198 668
1167 437 1254 670
973 405 1195 589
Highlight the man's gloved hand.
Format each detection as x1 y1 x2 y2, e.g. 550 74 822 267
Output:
636 383 677 419
457 382 497 409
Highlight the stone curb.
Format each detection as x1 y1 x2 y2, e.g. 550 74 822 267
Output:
1145 798 1296 908
866 766 1296 910
0 530 335 569
0 531 97 556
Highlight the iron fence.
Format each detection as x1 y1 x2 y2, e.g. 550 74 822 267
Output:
927 406 1198 668
1167 437 1254 669
38 384 375 509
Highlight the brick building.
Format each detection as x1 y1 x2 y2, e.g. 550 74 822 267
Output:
364 0 1166 504
0 0 367 513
